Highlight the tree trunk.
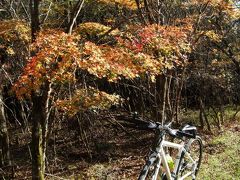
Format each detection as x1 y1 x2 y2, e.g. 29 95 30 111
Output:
199 98 211 132
156 74 167 122
203 109 211 132
31 83 51 180
31 97 44 180
174 76 184 125
29 1 47 179
0 90 11 167
199 109 205 129
211 106 222 130
30 0 40 41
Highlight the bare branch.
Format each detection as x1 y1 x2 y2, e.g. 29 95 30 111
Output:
68 0 85 34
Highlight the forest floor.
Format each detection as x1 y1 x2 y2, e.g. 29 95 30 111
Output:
2 116 240 180
198 121 240 179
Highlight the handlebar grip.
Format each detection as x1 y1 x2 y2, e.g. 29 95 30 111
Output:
176 130 196 138
147 122 158 129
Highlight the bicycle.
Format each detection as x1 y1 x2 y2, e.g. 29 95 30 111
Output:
137 120 203 180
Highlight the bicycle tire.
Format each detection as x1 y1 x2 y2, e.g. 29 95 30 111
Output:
138 155 164 180
176 136 203 180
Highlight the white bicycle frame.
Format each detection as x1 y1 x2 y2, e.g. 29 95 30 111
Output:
151 138 197 180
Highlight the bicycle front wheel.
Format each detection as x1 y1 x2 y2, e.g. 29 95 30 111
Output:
138 155 165 180
176 136 203 180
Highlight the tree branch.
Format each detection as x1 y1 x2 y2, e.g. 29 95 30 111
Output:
67 0 85 34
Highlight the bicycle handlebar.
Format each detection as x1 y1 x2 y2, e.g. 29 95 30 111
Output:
130 112 178 137
115 113 196 138
142 119 197 139
146 121 178 137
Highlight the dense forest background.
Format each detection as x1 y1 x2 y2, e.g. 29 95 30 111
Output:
0 0 240 179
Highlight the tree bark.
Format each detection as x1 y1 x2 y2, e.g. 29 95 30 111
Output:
0 90 11 167
31 96 44 180
199 109 205 129
199 98 211 132
174 76 184 125
0 52 11 168
156 74 167 122
30 0 40 41
31 83 51 180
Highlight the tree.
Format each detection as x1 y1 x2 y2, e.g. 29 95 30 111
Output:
0 0 239 178
29 0 46 179
0 20 30 170
0 82 11 168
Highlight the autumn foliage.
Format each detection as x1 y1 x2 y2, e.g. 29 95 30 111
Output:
0 20 30 56
12 21 192 98
9 18 196 116
0 0 240 179
97 0 138 10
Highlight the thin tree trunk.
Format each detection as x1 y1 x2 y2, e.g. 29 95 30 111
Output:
211 106 222 130
42 83 54 173
156 75 168 123
29 1 47 179
30 0 40 41
166 75 172 118
143 0 155 23
203 109 211 132
156 74 166 122
31 83 51 180
0 90 11 167
199 109 205 129
174 76 184 125
135 0 147 24
31 98 44 180
199 98 211 132
67 0 85 34
20 101 29 131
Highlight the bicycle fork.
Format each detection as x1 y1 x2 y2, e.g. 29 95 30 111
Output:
152 147 174 180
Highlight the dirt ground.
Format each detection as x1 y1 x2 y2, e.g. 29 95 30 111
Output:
2 116 239 179
3 116 153 179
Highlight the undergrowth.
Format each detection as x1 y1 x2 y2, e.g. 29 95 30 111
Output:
198 121 240 179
